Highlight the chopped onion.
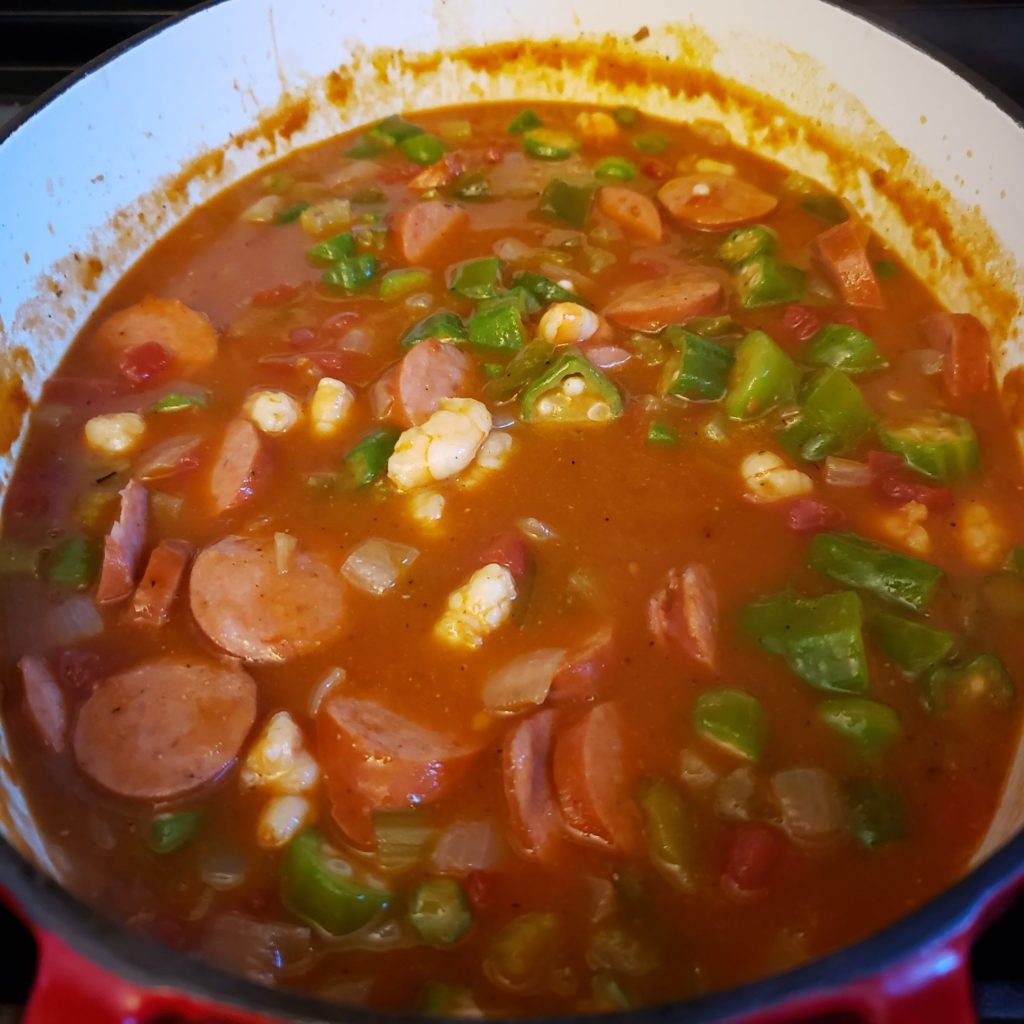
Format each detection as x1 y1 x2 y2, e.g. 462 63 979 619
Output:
200 847 247 891
308 667 346 717
374 810 436 873
716 767 755 821
517 517 555 541
274 532 297 574
431 819 504 873
404 291 433 310
356 917 412 950
583 875 616 925
540 262 592 290
678 749 718 790
541 229 583 248
241 195 286 224
493 237 538 262
341 538 419 595
201 912 314 984
583 345 631 370
324 159 381 189
482 648 567 713
702 412 729 444
906 348 945 376
771 768 844 841
824 456 871 488
134 434 202 481
45 595 103 647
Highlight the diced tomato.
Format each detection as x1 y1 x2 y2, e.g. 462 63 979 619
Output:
868 451 953 511
478 532 532 582
464 870 498 909
320 310 362 337
308 350 378 385
921 311 992 400
56 648 104 698
722 823 787 895
641 159 671 181
119 342 169 386
781 304 822 343
548 627 615 703
483 144 505 164
785 497 844 533
252 283 298 307
647 565 718 670
377 163 420 184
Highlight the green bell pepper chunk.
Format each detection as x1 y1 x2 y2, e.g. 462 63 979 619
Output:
307 231 356 265
924 653 1015 713
450 171 490 200
379 268 431 299
508 109 543 134
400 133 446 165
492 285 541 316
482 340 556 403
281 828 391 936
613 105 639 126
322 252 377 293
802 324 888 374
694 689 766 760
150 391 208 413
482 362 504 379
469 296 528 352
521 348 623 423
647 420 680 446
449 256 502 300
45 537 100 590
844 780 907 848
632 131 668 153
878 413 979 483
660 329 734 402
0 538 41 577
724 331 800 420
486 912 562 991
344 427 401 488
595 156 638 181
638 778 694 884
717 225 777 266
523 128 579 160
871 610 955 678
368 114 423 145
742 589 870 694
819 698 902 761
736 255 805 309
539 178 596 228
275 200 309 225
779 368 875 463
808 532 944 612
683 315 743 339
512 270 583 306
400 310 468 348
408 878 473 948
800 194 849 224
149 811 202 854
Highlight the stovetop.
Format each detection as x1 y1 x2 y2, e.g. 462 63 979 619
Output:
1 0 1023 1019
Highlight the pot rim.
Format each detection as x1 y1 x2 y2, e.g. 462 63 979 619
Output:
2 1 1024 1020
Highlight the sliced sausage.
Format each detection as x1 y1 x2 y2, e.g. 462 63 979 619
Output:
318 696 481 848
553 702 638 854
548 627 615 703
657 174 778 231
603 268 726 332
812 221 884 310
393 201 469 264
920 311 992 400
209 418 268 514
19 655 67 752
94 296 218 370
597 186 663 242
73 658 256 800
477 532 533 583
648 564 718 670
369 339 471 427
126 539 193 628
503 709 561 861
95 479 148 605
408 153 465 193
190 535 345 663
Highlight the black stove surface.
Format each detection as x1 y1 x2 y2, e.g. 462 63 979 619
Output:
1 0 1023 1019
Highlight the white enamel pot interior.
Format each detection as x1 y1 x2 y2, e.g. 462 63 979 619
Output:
1 0 1024 1021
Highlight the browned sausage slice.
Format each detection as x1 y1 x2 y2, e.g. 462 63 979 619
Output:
190 535 345 663
393 201 469 264
503 709 561 861
126 538 193 628
369 339 472 426
812 221 884 310
19 655 67 752
209 418 268 514
603 268 726 332
94 297 218 370
648 564 718 670
73 658 256 800
96 479 149 605
657 174 778 231
597 186 663 242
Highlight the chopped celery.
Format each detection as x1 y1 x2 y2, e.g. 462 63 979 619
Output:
76 491 118 533
400 133 446 165
512 271 582 306
878 413 979 483
45 537 100 590
521 349 623 423
718 225 776 266
281 828 391 936
647 420 680 446
736 256 805 309
322 252 377 292
844 780 907 848
539 178 596 228
779 368 875 463
660 330 734 402
523 128 579 160
800 194 850 224
486 912 562 991
482 362 504 379
409 878 473 947
694 689 765 760
613 106 639 126
150 392 209 413
449 256 502 300
400 310 468 348
373 810 435 873
724 331 800 420
482 340 556 403
871 610 955 678
632 132 668 153
307 231 356 264
345 428 401 488
469 296 528 352
802 324 888 375
508 109 543 134
924 654 1015 713
808 532 944 612
275 201 310 225
450 172 490 200
379 268 431 299
742 589 870 695
149 811 202 854
595 156 638 181
819 698 902 761
0 538 40 577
